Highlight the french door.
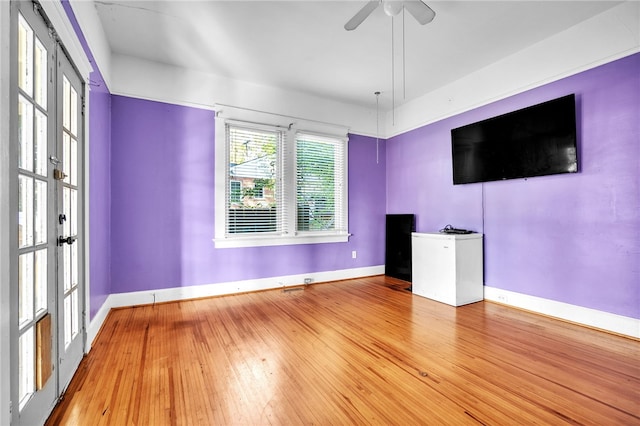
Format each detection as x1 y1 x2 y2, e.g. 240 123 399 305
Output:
55 33 85 395
10 1 85 424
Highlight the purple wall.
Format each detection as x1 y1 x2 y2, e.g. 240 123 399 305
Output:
87 86 111 319
387 53 639 319
63 1 112 320
110 96 386 293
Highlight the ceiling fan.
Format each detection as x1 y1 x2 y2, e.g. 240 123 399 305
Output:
344 0 436 31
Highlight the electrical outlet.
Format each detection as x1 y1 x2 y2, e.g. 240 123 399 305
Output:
352 250 357 259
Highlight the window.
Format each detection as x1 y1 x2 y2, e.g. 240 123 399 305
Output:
214 109 349 248
252 181 265 199
227 125 279 235
229 180 242 204
296 134 345 232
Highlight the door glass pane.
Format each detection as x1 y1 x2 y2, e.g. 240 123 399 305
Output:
34 110 47 176
34 37 47 108
70 85 78 137
18 96 34 172
63 244 71 293
19 252 34 327
34 179 47 245
70 137 77 186
70 189 77 236
35 249 47 315
71 243 78 290
18 175 34 248
18 14 33 96
71 289 79 339
62 77 70 131
63 187 70 238
19 328 35 410
63 132 70 184
64 295 71 348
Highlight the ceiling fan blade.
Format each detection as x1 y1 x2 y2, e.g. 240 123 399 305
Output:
403 0 435 25
344 0 380 31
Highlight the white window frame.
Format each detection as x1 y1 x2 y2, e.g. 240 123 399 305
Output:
214 106 350 248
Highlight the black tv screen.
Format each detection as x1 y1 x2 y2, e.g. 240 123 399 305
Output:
451 94 578 184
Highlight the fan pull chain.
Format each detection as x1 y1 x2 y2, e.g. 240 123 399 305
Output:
391 15 395 126
403 7 406 100
375 91 380 164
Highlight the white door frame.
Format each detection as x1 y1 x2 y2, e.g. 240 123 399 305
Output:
0 1 91 423
1 0 13 424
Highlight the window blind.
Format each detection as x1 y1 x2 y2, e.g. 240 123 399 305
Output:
226 124 281 235
295 133 346 233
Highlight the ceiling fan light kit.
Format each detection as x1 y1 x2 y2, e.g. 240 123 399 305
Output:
383 1 403 17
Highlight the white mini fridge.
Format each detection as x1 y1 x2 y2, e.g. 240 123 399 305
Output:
411 232 484 306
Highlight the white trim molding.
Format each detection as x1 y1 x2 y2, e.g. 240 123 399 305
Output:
0 1 11 423
86 294 111 350
484 286 640 339
111 53 379 136
39 1 92 79
68 0 112 90
85 266 384 348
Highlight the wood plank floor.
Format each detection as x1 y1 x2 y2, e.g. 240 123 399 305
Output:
46 276 640 425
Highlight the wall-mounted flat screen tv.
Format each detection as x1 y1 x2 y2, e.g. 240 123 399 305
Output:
451 94 578 185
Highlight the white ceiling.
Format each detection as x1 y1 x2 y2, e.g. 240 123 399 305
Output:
93 1 622 110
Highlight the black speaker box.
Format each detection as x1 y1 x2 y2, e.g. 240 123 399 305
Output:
385 214 415 282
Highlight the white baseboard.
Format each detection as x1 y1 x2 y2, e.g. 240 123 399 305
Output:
85 265 385 349
86 296 112 351
484 286 639 339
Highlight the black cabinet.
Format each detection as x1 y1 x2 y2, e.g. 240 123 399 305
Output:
385 214 415 282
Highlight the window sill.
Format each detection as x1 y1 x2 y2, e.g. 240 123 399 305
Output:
213 233 351 248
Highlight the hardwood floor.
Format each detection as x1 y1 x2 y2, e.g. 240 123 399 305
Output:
46 276 639 425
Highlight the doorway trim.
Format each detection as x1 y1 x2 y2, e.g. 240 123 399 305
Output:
1 1 12 424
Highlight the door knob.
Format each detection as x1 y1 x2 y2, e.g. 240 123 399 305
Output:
58 236 76 246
